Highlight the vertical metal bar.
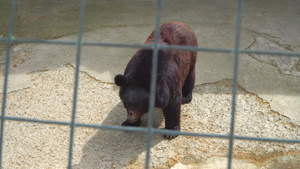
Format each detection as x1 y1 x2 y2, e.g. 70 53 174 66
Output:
0 0 16 168
67 0 86 168
145 0 162 168
227 0 243 168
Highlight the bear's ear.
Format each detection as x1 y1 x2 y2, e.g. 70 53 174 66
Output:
114 74 127 86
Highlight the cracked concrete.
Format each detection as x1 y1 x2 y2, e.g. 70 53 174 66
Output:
246 33 300 77
0 0 299 168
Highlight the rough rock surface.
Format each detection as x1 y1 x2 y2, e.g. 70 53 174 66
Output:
1 65 299 168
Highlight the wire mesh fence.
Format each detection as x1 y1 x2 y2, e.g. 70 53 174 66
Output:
0 0 300 168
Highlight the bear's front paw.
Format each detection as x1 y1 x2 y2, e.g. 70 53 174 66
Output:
182 94 192 104
121 118 141 127
164 125 180 139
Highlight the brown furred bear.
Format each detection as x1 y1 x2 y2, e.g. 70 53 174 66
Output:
114 22 198 138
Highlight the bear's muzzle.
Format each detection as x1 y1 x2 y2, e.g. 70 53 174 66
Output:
127 111 141 123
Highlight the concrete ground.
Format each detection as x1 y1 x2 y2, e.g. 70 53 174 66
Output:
0 0 299 168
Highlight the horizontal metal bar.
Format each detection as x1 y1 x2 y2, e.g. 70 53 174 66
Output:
159 44 233 53
1 38 299 57
2 116 299 143
76 123 148 133
2 116 147 132
83 41 153 49
0 38 150 49
240 49 300 57
153 129 300 144
153 129 229 139
0 37 237 53
0 38 76 45
234 135 300 144
4 116 71 126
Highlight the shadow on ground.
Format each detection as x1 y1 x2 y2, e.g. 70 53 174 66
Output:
73 102 165 168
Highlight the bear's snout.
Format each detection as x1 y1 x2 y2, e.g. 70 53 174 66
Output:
128 111 135 117
127 111 140 123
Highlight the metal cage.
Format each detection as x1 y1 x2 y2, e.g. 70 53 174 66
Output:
0 0 299 168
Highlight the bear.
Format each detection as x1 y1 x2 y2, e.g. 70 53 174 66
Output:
114 22 198 138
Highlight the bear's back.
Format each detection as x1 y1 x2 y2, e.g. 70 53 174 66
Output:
124 22 197 89
145 22 198 47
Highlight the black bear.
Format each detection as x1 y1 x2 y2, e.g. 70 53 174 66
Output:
114 22 198 138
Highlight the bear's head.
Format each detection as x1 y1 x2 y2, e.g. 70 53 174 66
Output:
115 74 149 123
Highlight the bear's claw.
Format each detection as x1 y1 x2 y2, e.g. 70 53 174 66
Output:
182 94 192 104
164 125 180 139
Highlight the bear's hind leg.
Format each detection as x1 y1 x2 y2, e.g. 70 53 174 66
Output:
182 67 195 104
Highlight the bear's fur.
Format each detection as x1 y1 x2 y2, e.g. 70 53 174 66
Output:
114 22 198 138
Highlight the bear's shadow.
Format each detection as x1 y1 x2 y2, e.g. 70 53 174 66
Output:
72 102 165 168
